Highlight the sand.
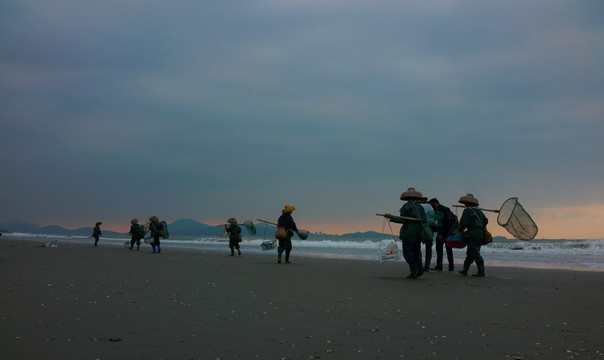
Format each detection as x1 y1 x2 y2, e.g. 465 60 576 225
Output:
1 237 602 360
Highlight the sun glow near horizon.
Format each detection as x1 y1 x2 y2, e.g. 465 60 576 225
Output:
306 204 604 240
17 203 604 241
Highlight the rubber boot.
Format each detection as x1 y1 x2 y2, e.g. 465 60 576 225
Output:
152 245 156 253
406 263 418 279
458 261 470 276
474 261 485 277
416 258 424 278
157 244 161 253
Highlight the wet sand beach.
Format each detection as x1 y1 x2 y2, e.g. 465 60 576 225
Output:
1 237 602 359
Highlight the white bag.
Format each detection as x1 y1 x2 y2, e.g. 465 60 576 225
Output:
378 240 402 262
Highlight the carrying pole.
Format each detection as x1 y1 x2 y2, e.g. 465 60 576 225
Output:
257 219 278 226
452 205 500 213
376 214 422 221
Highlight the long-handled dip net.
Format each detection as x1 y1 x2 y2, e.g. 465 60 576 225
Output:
455 197 538 240
220 220 257 237
497 197 538 240
242 220 257 235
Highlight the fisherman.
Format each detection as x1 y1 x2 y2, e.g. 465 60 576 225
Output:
129 218 144 251
457 194 488 277
92 221 102 247
429 198 458 272
277 204 298 264
383 187 427 279
225 217 242 256
419 197 437 272
149 216 164 254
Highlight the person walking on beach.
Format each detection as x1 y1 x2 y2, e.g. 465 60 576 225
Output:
457 194 488 277
429 198 458 272
419 197 437 273
129 218 144 251
92 221 102 247
149 216 164 254
225 217 242 256
383 187 427 279
277 204 298 264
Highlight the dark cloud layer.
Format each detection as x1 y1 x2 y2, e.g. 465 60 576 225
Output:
1 1 603 237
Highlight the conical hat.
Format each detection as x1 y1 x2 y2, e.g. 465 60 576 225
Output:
282 204 296 214
400 187 423 201
459 193 479 206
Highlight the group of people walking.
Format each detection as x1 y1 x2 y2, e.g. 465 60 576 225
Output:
132 216 165 253
93 216 165 253
92 192 487 278
223 204 300 263
92 205 302 263
383 187 488 279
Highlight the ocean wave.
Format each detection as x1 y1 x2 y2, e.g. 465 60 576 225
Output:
6 232 604 258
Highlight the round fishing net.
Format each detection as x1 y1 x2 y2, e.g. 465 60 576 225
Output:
497 197 538 240
243 221 257 235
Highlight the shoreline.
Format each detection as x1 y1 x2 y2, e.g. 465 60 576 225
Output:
4 234 604 272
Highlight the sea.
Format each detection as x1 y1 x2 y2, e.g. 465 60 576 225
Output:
5 232 604 272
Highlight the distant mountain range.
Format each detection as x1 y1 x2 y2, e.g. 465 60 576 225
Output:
0 219 385 239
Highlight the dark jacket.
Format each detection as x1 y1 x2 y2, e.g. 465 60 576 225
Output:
93 225 102 238
226 224 241 242
459 207 488 239
389 201 426 241
277 213 298 238
130 224 144 240
436 204 458 237
149 221 164 238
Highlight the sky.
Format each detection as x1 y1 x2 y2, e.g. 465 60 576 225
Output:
1 1 603 239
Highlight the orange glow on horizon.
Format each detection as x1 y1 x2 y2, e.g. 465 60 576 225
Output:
303 204 604 240
22 204 604 240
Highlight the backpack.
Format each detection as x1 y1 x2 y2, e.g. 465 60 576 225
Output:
160 221 169 239
442 207 459 237
136 225 146 239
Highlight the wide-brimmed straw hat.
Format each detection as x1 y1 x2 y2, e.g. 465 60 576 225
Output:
282 204 296 214
400 187 423 201
131 218 139 224
149 216 159 223
95 221 102 226
459 193 479 206
227 217 238 225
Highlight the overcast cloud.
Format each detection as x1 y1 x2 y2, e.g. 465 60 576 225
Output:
1 1 603 238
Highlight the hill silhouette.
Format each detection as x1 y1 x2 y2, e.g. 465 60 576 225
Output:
0 219 386 239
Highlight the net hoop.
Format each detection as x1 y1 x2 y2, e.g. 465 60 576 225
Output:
497 197 538 240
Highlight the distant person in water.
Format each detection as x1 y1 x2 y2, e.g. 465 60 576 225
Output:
225 217 242 256
149 216 163 253
92 221 102 247
277 204 298 264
